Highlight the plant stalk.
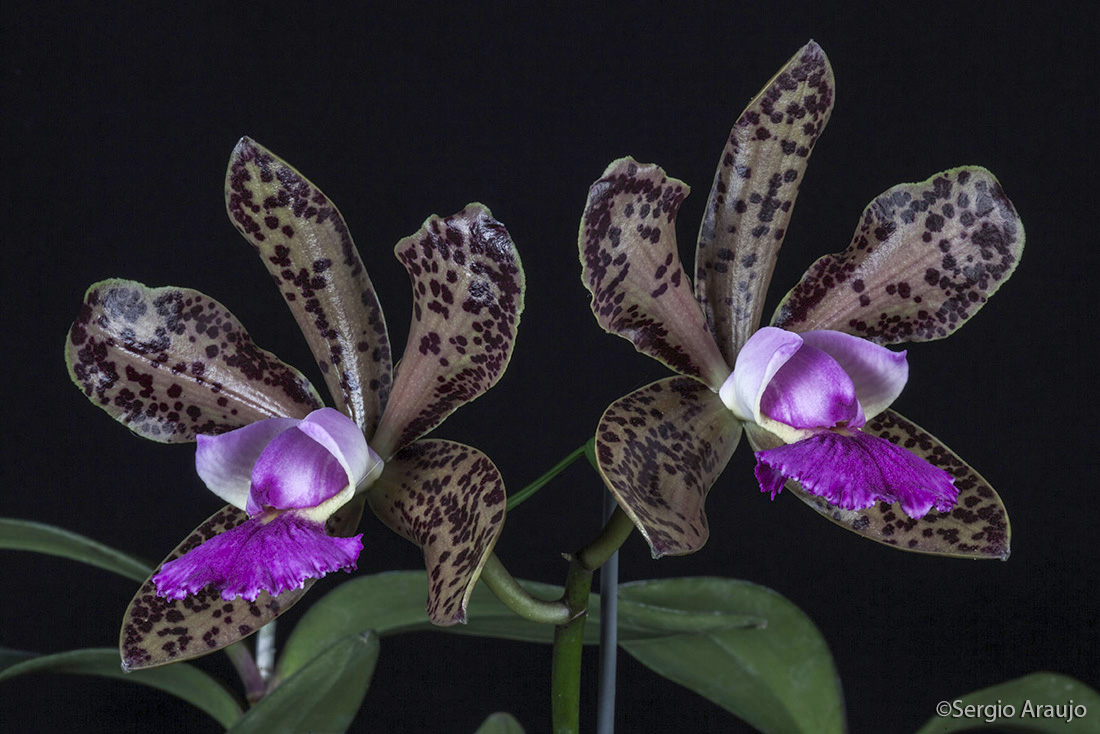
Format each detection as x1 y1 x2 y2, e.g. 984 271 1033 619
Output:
480 553 572 625
596 490 620 734
551 558 593 734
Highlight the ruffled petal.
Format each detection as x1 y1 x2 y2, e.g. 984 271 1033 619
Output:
295 408 377 487
799 330 908 419
65 280 324 443
579 158 731 390
120 499 365 670
195 417 302 509
152 511 363 602
719 326 803 422
772 167 1024 344
760 344 862 430
248 427 349 514
226 138 392 437
372 206 525 458
595 377 742 557
368 440 506 625
754 430 958 519
695 41 835 363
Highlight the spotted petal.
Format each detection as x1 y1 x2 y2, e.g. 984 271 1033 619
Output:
225 137 392 436
745 413 1010 559
66 279 323 442
372 206 525 458
695 40 835 363
595 377 742 557
580 158 730 390
772 167 1024 343
367 439 506 625
120 497 365 670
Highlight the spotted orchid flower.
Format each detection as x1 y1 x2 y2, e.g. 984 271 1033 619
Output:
579 42 1023 560
66 138 523 669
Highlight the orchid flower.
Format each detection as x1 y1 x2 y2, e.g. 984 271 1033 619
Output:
66 138 524 669
579 42 1023 560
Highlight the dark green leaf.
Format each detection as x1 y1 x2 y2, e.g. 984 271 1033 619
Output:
0 648 36 673
230 633 379 734
618 577 845 734
914 673 1100 734
279 572 763 678
474 712 526 733
0 648 242 728
0 518 152 582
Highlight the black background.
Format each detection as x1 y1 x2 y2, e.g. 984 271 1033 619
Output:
3 2 1098 732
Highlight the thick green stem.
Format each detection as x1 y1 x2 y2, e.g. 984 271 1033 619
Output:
550 502 635 733
480 553 572 625
551 558 593 734
577 507 634 571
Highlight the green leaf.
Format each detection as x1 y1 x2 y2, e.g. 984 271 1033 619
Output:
0 518 152 582
280 572 763 681
0 648 242 728
229 633 379 734
618 577 845 734
474 712 526 733
0 648 36 673
914 672 1100 734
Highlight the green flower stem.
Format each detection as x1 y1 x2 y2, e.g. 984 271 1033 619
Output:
577 507 634 571
224 641 266 705
551 558 593 734
480 553 573 625
507 443 589 511
551 501 635 734
596 490 619 734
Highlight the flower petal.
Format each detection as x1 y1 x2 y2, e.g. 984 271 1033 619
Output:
120 498 366 670
371 205 525 459
720 326 803 423
225 138 393 437
772 167 1024 343
367 440 506 625
196 417 302 509
248 426 350 514
153 512 362 602
760 344 863 431
595 377 742 558
754 430 957 519
295 408 378 489
800 330 907 419
580 158 730 390
66 279 323 442
695 41 835 364
745 416 1010 559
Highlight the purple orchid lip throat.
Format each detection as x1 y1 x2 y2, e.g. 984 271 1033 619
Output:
716 327 955 520
153 408 382 601
719 327 908 441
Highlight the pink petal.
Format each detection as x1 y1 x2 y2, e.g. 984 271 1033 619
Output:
719 326 803 422
152 511 363 601
760 344 863 430
754 430 958 519
800 330 908 419
248 426 349 514
295 408 377 487
195 418 302 509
